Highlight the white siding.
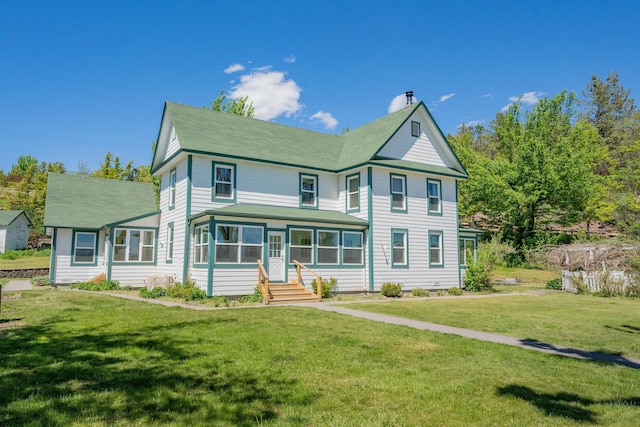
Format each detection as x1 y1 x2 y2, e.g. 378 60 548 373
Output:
166 124 181 159
110 265 159 287
0 228 5 253
52 229 106 284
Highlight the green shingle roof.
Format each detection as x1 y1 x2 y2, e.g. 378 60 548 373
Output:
0 210 31 226
191 204 369 227
369 158 468 179
44 173 158 229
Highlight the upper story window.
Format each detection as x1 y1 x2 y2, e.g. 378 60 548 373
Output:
169 168 176 208
427 179 442 215
300 174 318 208
73 231 97 265
212 162 236 202
411 121 420 137
194 224 209 264
346 173 360 212
114 228 156 263
390 174 407 212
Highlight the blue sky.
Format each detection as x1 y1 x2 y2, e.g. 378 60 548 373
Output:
1 0 639 173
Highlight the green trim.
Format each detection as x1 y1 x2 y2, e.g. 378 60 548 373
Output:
182 155 192 283
428 230 444 268
284 225 365 269
110 226 159 266
169 168 177 210
105 210 161 227
316 228 340 266
212 161 237 203
369 159 467 179
411 120 420 137
420 102 469 177
427 178 443 216
151 147 183 175
212 220 267 268
49 228 57 284
391 228 409 269
106 226 113 280
166 222 174 263
287 226 314 265
345 172 360 213
267 228 288 283
367 167 374 292
150 103 169 174
70 229 99 267
299 173 319 209
459 236 477 268
390 173 408 213
456 181 462 286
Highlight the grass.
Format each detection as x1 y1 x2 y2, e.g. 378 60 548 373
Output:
0 290 639 426
0 249 50 269
348 292 640 360
492 265 560 292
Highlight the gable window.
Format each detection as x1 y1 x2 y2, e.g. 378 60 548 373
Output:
213 163 236 201
166 222 174 262
169 169 176 208
429 231 443 267
114 229 155 263
215 224 263 264
459 238 476 267
411 121 421 137
343 231 363 264
317 230 339 265
346 174 360 211
300 174 318 208
390 174 407 212
194 224 209 264
73 231 97 264
427 179 442 215
290 229 313 264
391 229 408 267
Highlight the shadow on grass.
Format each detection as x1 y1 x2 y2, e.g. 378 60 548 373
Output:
605 324 640 334
497 384 640 424
0 315 302 426
519 338 640 369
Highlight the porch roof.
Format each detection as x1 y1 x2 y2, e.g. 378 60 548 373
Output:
190 204 369 227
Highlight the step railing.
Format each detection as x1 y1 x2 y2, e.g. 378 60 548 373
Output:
292 260 322 301
257 259 270 305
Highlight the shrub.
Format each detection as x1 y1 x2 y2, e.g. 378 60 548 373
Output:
238 287 264 304
167 279 206 301
212 295 229 307
448 287 463 296
70 280 121 291
30 276 50 287
436 290 445 296
0 248 50 260
463 249 494 292
545 278 562 290
595 272 624 297
311 277 337 298
624 282 640 298
381 282 402 297
140 286 167 299
411 288 427 297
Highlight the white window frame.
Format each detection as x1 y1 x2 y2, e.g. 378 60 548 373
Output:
73 231 97 264
427 179 442 215
429 231 443 267
194 224 209 265
391 229 408 267
390 174 406 211
166 223 174 262
113 228 156 263
169 168 176 208
459 238 476 267
300 174 318 208
289 228 313 264
317 230 339 265
214 224 264 264
342 231 363 265
213 164 234 200
346 174 360 211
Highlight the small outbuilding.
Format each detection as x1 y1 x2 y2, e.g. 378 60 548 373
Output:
0 210 32 253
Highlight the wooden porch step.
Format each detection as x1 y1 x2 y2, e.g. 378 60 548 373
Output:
265 282 320 304
90 273 106 284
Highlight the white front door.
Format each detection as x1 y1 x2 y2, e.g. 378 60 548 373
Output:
268 231 285 282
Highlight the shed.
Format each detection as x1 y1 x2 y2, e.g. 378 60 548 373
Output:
0 210 32 253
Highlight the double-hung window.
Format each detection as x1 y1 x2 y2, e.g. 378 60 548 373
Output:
73 231 97 264
317 230 339 265
166 222 174 262
114 229 155 262
390 174 407 212
290 229 313 264
391 229 408 267
343 231 363 264
169 169 176 208
300 174 318 208
411 121 421 137
427 179 442 215
346 174 359 211
429 231 443 267
459 238 476 266
194 224 209 264
215 224 263 264
213 163 235 201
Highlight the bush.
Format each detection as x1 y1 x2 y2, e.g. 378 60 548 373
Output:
311 277 337 298
381 282 402 297
167 279 206 301
238 287 264 304
140 286 167 299
212 295 229 307
624 282 640 298
545 278 562 290
448 287 463 296
30 276 50 287
411 288 428 297
463 249 494 292
70 279 121 291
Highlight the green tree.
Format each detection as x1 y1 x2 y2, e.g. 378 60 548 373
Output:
206 90 255 117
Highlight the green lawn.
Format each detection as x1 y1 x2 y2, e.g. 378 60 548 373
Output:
492 266 560 292
0 249 50 270
349 292 640 360
0 290 638 425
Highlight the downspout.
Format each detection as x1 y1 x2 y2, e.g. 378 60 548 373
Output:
367 167 374 292
456 180 462 288
182 155 193 284
207 216 214 296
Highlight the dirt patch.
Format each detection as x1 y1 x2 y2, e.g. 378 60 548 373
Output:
2 293 22 301
0 319 25 330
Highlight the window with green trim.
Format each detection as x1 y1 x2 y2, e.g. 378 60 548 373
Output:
215 224 263 264
169 169 176 208
300 175 318 207
194 224 209 264
459 238 476 266
392 230 407 266
390 174 406 211
290 229 313 264
343 231 363 264
214 164 234 200
427 179 442 214
73 232 97 264
317 230 339 265
114 229 155 262
411 121 420 137
429 232 443 266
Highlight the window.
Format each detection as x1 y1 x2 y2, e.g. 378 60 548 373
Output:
114 229 155 262
411 121 420 137
346 174 360 211
169 168 176 208
290 229 313 264
343 231 363 264
300 174 318 208
390 174 407 211
166 222 174 262
73 231 97 264
215 224 263 264
212 163 235 201
391 229 408 267
459 238 476 266
429 231 443 267
427 179 442 215
317 230 339 264
194 224 209 264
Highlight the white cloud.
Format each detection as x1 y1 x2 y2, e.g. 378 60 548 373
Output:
439 93 456 103
310 111 338 130
465 120 485 127
480 93 493 98
284 55 296 63
388 94 407 113
224 63 245 74
229 70 302 121
501 91 545 112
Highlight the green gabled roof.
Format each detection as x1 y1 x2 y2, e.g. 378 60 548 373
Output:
191 203 369 227
0 210 32 226
44 173 158 229
370 158 468 179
